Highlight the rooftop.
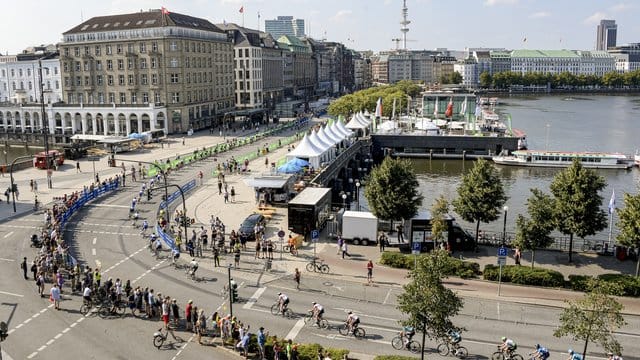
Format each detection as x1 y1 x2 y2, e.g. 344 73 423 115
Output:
511 49 580 59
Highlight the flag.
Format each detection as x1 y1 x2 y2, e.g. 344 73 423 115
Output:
609 189 616 215
223 19 227 26
239 6 244 13
433 98 439 117
444 98 453 118
161 6 170 15
460 97 468 116
522 37 527 43
374 97 382 118
474 104 481 118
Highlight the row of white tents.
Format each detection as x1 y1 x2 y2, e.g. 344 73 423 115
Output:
345 111 373 135
286 119 355 169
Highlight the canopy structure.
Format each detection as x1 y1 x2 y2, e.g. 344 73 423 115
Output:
287 134 324 168
334 120 354 137
277 161 304 174
288 158 310 167
318 126 339 146
324 124 344 143
309 130 333 151
346 114 369 130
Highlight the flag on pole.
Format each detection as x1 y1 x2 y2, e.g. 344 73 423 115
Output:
609 189 616 214
161 6 170 15
374 97 382 118
239 6 244 13
433 98 439 117
460 97 468 116
445 97 453 118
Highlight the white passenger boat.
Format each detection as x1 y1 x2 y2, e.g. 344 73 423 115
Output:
492 150 633 169
635 150 640 167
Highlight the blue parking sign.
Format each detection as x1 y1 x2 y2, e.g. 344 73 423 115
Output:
497 247 508 257
311 229 319 242
412 242 421 254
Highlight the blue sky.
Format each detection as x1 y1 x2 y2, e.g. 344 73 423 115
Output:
1 0 639 54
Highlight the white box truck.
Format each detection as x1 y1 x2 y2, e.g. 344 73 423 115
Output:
340 211 378 246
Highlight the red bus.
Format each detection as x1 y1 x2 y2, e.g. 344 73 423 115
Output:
34 150 64 169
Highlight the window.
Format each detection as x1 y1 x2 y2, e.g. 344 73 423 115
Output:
96 61 102 71
107 75 113 85
98 93 104 103
108 92 115 103
95 45 101 56
170 41 178 51
131 93 137 104
186 73 190 84
151 58 157 68
74 47 80 57
151 74 158 85
139 43 146 53
97 75 103 85
75 62 81 71
27 69 31 76
107 60 113 70
128 74 134 85
106 45 112 55
116 44 122 54
170 58 178 68
118 75 124 85
151 42 158 52
117 59 124 70
172 92 180 103
170 73 179 83
55 80 59 89
127 58 134 69
84 76 90 86
142 92 149 103
84 61 90 71
85 46 90 55
127 44 134 53
140 58 147 69
28 81 32 90
141 74 148 85
46 81 50 89
64 63 69 72
154 92 161 103
119 92 126 104
78 94 84 104
64 48 70 57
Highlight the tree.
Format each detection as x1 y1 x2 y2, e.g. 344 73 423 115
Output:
550 159 607 262
364 157 423 225
616 191 640 276
431 195 449 244
513 188 556 268
397 250 464 360
554 280 626 359
450 71 463 85
479 71 492 88
453 159 508 251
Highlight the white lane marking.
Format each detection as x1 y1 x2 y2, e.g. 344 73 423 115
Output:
171 334 196 360
27 352 38 359
243 287 267 310
46 339 54 345
0 257 15 262
54 333 63 340
284 319 305 340
0 290 24 297
92 237 97 245
332 307 397 322
92 248 96 256
37 345 46 351
62 327 70 333
3 231 14 238
89 204 129 208
32 313 40 318
39 309 47 313
383 288 393 305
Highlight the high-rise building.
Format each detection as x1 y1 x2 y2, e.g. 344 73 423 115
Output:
265 16 305 39
596 20 617 50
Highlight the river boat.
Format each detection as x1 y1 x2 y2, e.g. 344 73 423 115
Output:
635 150 640 167
492 150 633 169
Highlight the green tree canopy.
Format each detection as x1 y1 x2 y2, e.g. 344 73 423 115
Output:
431 195 450 243
364 157 423 222
554 280 626 359
513 188 556 268
550 159 607 262
616 191 640 276
327 80 421 118
452 159 508 250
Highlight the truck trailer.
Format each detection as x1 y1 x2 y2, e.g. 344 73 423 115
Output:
340 211 378 246
287 187 332 236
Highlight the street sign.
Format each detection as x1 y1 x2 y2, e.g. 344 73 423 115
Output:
277 230 285 238
411 242 422 255
497 247 508 257
497 256 507 266
87 156 101 161
311 229 319 242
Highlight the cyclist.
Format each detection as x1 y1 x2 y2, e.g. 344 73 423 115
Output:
400 325 416 346
530 344 550 360
346 311 360 334
141 219 148 234
132 210 139 226
149 232 157 249
83 285 92 305
171 247 180 265
310 302 324 326
499 336 517 355
189 258 199 277
277 292 289 315
448 329 462 346
567 349 584 360
607 352 623 360
153 236 162 258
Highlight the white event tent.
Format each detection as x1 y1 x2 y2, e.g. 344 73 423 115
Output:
286 134 325 168
308 130 334 162
334 120 354 138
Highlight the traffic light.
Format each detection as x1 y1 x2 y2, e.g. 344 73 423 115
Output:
147 188 152 201
230 279 238 302
0 321 8 341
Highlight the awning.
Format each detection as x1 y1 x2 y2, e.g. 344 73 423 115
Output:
243 176 292 189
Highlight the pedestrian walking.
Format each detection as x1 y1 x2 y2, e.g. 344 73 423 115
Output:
367 260 374 283
224 190 229 203
76 161 81 173
30 261 37 279
33 180 38 193
341 242 351 259
213 246 220 267
255 241 261 259
514 246 521 266
265 157 269 168
294 268 301 290
20 257 28 279
378 231 386 252
234 246 241 268
218 179 223 195
50 284 61 310
397 224 404 243
230 186 236 202
29 179 34 192
337 236 343 255
36 273 45 297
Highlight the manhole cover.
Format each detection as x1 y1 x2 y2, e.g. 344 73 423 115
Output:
323 281 333 287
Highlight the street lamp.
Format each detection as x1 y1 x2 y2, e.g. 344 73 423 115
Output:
502 205 509 244
341 192 347 210
38 59 52 189
355 180 361 211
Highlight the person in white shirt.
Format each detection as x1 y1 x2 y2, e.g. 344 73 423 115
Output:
311 302 324 326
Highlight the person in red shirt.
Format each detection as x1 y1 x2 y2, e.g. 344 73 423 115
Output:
367 260 373 283
185 300 193 331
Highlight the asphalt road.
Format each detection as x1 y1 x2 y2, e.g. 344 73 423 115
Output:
2 126 640 359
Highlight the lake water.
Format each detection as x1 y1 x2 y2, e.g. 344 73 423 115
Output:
411 95 640 240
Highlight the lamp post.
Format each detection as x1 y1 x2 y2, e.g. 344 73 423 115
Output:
38 59 52 189
341 192 347 210
502 205 509 244
355 180 360 211
115 158 169 211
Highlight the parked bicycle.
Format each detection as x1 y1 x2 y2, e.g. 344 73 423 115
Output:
391 332 420 353
306 259 330 274
153 327 181 349
270 302 294 319
581 239 605 253
338 322 365 339
283 244 298 256
437 340 468 358
304 310 329 329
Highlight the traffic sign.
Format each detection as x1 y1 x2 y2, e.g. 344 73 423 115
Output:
311 229 319 242
277 230 285 238
497 247 508 257
497 257 507 266
411 242 422 255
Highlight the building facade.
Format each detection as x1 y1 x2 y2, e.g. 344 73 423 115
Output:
59 9 234 135
608 43 640 73
453 58 478 87
576 50 615 76
0 46 63 104
306 39 353 96
277 35 316 99
370 54 389 84
265 16 305 39
353 51 371 90
596 20 617 51
510 50 580 75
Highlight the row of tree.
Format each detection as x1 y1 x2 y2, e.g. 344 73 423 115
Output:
363 157 630 358
327 80 421 118
480 70 640 89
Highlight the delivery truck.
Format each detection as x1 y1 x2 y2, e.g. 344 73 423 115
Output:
339 210 378 246
288 187 332 236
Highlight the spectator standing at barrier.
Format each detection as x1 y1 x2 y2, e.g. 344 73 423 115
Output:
20 257 28 279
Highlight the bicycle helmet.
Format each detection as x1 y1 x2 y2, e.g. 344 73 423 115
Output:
348 311 353 314
312 302 316 305
277 292 282 296
568 349 574 355
535 344 541 349
501 336 506 342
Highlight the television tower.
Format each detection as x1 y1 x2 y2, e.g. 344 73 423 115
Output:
400 0 411 50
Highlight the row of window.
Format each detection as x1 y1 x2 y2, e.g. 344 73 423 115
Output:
63 58 233 73
63 72 233 87
65 40 232 59
65 87 233 105
2 80 59 91
0 67 59 78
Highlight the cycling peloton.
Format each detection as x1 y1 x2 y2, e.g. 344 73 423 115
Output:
567 349 584 360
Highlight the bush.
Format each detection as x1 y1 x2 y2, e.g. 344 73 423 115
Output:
379 251 480 279
483 265 565 287
567 275 591 292
598 273 640 297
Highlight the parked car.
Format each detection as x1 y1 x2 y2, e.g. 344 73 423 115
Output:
238 213 266 242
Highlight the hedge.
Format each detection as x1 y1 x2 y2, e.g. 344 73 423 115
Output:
568 274 640 296
483 264 565 287
236 335 349 360
379 251 481 279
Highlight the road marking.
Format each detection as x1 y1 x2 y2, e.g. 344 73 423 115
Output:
0 290 23 297
284 319 305 340
46 339 54 345
89 204 129 208
27 352 38 359
3 231 14 238
92 237 97 245
0 257 15 262
383 288 393 305
332 307 397 322
92 248 96 256
243 287 267 309
62 327 70 333
171 334 196 360
54 333 62 339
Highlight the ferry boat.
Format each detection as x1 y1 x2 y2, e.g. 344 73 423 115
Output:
492 150 633 169
635 150 640 167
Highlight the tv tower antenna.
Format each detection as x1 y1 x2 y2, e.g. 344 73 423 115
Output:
400 0 411 50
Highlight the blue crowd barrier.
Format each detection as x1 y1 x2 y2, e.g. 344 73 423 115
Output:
155 179 197 252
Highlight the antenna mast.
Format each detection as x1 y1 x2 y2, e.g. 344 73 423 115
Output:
400 0 410 50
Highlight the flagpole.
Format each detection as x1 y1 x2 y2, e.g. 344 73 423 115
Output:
608 211 613 247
